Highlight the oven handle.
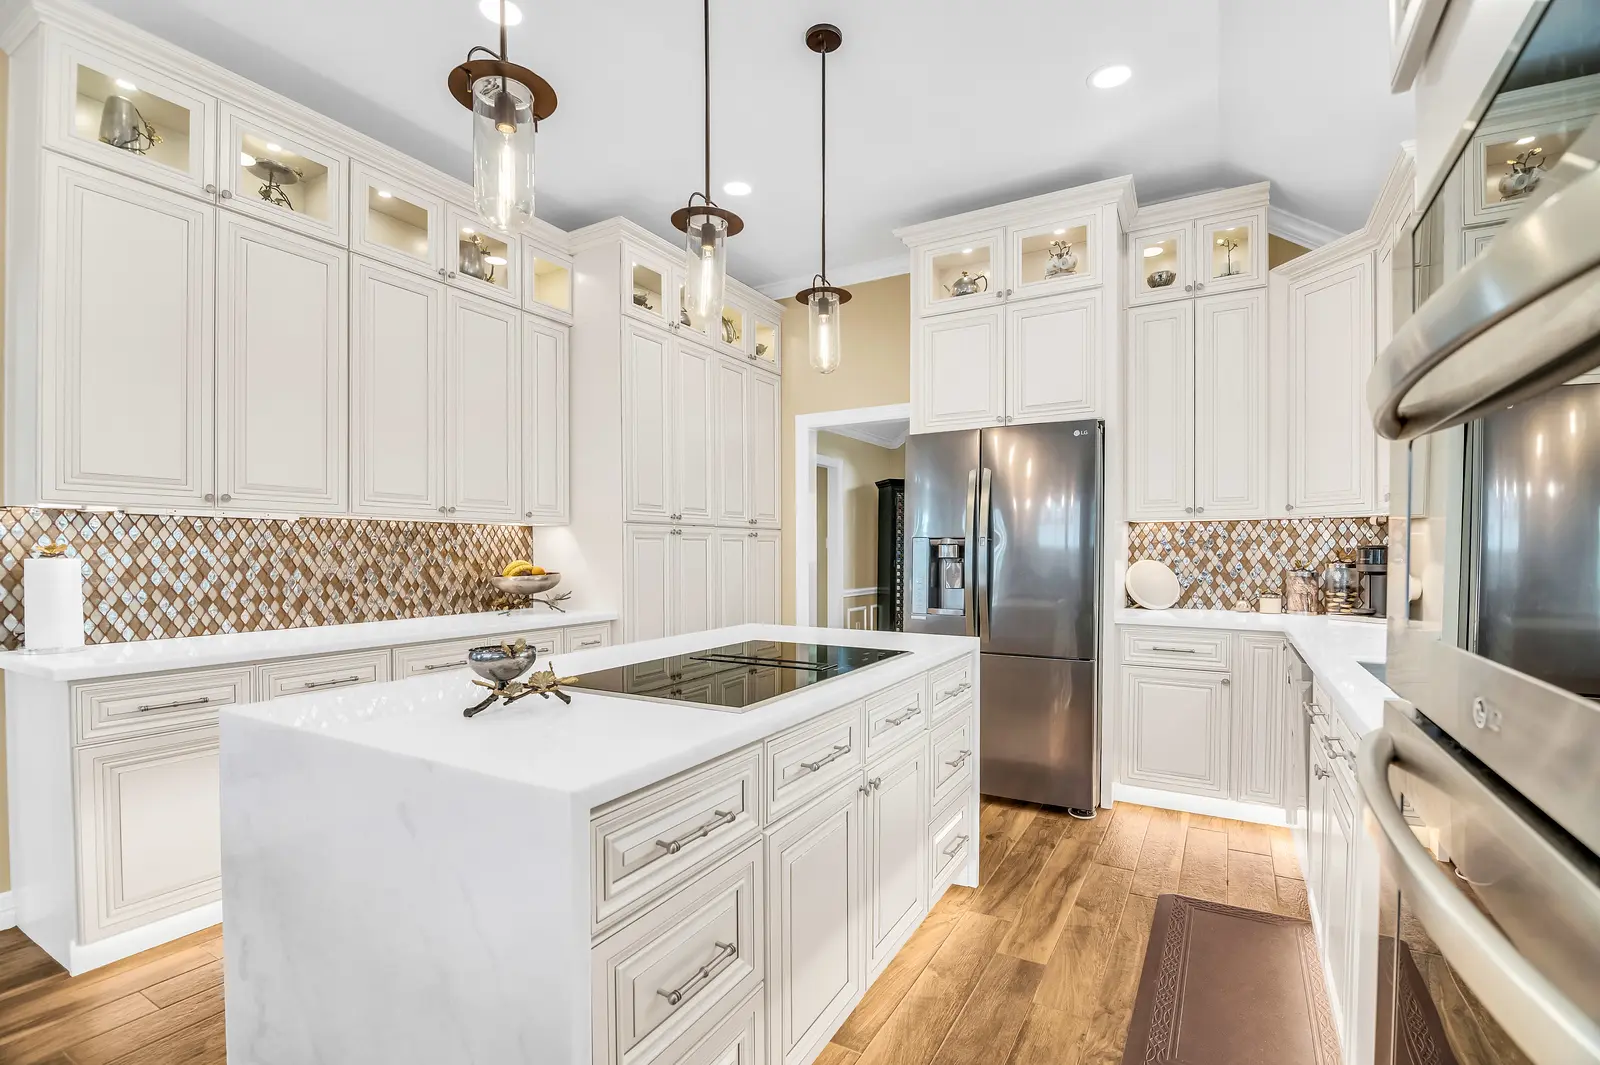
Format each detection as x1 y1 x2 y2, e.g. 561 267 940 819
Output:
1358 729 1600 1065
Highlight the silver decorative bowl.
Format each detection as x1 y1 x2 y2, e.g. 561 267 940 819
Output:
466 643 539 685
1146 269 1177 288
490 572 562 596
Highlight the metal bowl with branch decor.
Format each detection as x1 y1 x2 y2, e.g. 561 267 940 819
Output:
490 572 561 596
466 638 539 685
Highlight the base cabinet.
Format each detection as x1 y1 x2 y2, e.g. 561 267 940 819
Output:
1232 636 1284 806
864 740 929 977
1120 665 1231 797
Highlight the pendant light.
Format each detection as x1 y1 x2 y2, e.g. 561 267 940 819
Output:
796 24 850 375
448 0 557 232
671 0 744 332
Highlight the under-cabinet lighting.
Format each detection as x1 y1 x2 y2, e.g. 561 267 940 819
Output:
265 142 282 153
240 152 256 167
462 227 476 235
377 189 394 198
1053 228 1066 235
962 248 973 255
1088 64 1132 89
1516 135 1536 145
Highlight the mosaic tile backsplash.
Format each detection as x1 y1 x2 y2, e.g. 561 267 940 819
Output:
0 508 533 649
1126 517 1388 610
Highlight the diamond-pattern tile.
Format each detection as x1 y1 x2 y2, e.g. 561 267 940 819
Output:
0 509 534 649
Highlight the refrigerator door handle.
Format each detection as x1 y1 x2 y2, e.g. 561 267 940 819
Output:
963 469 978 636
976 468 992 642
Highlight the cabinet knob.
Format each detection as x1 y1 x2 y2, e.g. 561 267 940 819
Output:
1195 506 1204 514
748 518 756 525
524 511 533 518
1220 677 1230 686
203 183 217 195
438 268 447 279
448 506 457 514
1184 284 1193 293
1285 503 1296 512
1384 492 1391 503
448 271 458 280
1183 506 1193 514
438 506 448 514
995 416 1004 424
1195 282 1204 290
220 493 232 503
748 531 757 538
204 492 216 504
221 189 234 200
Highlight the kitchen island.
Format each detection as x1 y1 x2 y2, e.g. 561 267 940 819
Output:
220 624 980 1065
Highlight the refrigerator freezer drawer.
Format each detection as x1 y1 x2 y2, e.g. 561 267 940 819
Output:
979 653 1096 810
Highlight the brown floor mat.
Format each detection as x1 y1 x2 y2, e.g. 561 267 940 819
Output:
1121 894 1340 1065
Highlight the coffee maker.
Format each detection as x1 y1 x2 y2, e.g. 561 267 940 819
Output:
1357 544 1388 616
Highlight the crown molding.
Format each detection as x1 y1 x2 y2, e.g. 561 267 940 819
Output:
892 175 1137 248
825 419 910 450
756 254 910 303
569 216 786 316
1268 208 1345 250
1129 181 1271 231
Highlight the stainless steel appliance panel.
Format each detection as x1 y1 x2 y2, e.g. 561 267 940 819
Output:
904 430 981 638
979 421 1101 660
979 653 1096 810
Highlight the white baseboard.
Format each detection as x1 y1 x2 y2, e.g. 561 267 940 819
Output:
64 900 222 976
1111 783 1289 827
0 892 14 931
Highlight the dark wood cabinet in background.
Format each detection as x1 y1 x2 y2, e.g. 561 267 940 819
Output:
875 478 905 631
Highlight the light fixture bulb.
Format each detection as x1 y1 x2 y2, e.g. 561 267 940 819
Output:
492 87 519 135
1143 246 1163 258
114 78 137 91
478 0 523 25
1053 228 1066 235
722 181 752 196
377 189 393 199
682 210 728 327
1088 64 1132 89
1516 135 1536 145
962 248 973 255
808 290 842 374
462 227 475 235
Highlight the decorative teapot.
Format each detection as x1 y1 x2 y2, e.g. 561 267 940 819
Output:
1498 147 1545 201
944 270 989 297
459 234 496 283
721 315 740 345
1044 240 1078 278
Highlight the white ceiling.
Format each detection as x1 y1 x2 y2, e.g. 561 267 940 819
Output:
84 0 1414 293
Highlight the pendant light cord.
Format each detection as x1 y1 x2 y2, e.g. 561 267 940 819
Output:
703 0 712 199
820 44 827 280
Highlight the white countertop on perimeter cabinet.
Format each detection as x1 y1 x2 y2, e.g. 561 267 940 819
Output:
1115 608 1392 737
0 608 619 682
224 624 978 810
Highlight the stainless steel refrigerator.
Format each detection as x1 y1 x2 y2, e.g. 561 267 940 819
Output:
903 420 1102 814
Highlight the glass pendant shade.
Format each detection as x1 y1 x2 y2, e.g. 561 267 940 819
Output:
808 290 842 374
682 209 728 331
471 75 536 232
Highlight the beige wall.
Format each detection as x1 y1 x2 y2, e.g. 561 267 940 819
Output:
1268 234 1311 269
780 274 911 623
816 432 904 599
1 48 11 895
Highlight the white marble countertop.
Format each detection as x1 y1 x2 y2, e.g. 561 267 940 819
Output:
1115 608 1392 736
224 624 977 809
0 607 618 682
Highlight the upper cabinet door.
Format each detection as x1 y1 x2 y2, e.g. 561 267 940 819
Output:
445 291 521 521
673 340 718 525
41 155 215 509
350 259 445 517
673 527 719 637
1126 302 1195 521
622 322 674 523
917 229 1006 317
714 359 750 525
215 214 348 513
717 295 749 359
219 105 347 243
749 312 782 375
1193 290 1267 519
522 239 573 325
1194 208 1267 295
50 39 218 200
623 242 678 331
520 315 569 524
350 161 443 279
1006 290 1099 425
1128 225 1192 305
1007 212 1100 300
444 204 520 307
1284 253 1377 515
916 306 1004 433
746 369 782 528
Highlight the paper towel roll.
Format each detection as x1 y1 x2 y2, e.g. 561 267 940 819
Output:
24 555 85 650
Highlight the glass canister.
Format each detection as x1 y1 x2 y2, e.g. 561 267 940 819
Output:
1284 563 1320 614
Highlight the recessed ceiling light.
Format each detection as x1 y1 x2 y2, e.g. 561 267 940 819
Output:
722 180 752 197
377 189 394 199
114 78 137 91
1143 246 1163 258
265 143 282 153
1515 135 1537 145
478 0 524 25
1088 64 1132 89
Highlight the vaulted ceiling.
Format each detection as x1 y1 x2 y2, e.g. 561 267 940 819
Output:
85 0 1414 293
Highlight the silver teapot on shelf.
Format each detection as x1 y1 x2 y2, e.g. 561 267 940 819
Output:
459 233 496 283
944 270 988 297
98 94 162 155
1044 240 1077 278
1498 146 1545 201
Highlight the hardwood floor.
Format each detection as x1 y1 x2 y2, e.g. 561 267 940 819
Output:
0 800 1303 1065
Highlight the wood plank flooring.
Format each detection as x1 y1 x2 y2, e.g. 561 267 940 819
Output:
0 800 1303 1065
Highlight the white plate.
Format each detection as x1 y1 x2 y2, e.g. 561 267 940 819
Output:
1126 559 1180 610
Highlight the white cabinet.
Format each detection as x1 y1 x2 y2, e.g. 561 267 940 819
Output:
350 162 444 278
915 306 1005 432
444 203 520 307
1128 206 1267 305
1120 666 1231 798
1005 291 1100 425
714 530 750 627
445 290 521 522
714 360 750 525
864 739 928 977
916 229 1006 318
624 525 674 642
674 341 718 526
746 370 781 529
520 315 569 524
749 530 781 625
623 322 674 523
1232 636 1284 807
1126 303 1195 519
215 213 348 513
674 527 719 637
39 154 216 509
219 104 348 244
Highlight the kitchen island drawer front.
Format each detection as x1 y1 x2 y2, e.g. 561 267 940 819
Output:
591 839 764 1065
566 623 612 652
681 988 764 1065
1121 627 1231 671
929 707 975 810
74 668 253 745
864 676 929 760
928 793 973 898
257 650 391 700
764 701 864 824
929 657 975 722
591 745 763 934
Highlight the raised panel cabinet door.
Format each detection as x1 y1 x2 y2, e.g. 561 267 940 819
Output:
674 527 719 637
865 741 928 977
1125 303 1194 520
1192 290 1267 519
350 259 445 516
216 213 348 513
623 323 674 523
916 307 1004 433
749 531 782 625
1120 666 1231 797
1285 253 1377 515
520 315 569 523
715 359 750 524
1232 636 1285 806
42 155 215 508
1193 207 1267 294
446 291 521 521
1322 774 1356 1024
218 104 349 244
625 525 674 642
674 341 718 525
746 370 781 528
765 777 863 1065
1006 290 1100 423
714 530 750 627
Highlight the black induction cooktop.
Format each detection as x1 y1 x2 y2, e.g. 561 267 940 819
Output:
565 641 908 712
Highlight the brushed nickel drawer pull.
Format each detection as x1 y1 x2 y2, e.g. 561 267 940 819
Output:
945 749 972 769
576 638 602 648
1313 764 1331 780
884 707 919 728
1150 645 1197 654
938 680 971 700
943 833 969 857
1306 702 1327 720
655 809 736 855
420 660 465 672
657 941 737 1007
1321 735 1356 765
303 675 363 690
799 743 851 772
136 695 213 713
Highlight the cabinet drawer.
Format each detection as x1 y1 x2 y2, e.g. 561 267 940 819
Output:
929 657 975 722
591 840 764 1065
257 650 390 700
929 793 974 899
680 988 764 1065
1121 626 1231 671
73 668 253 745
764 702 865 825
864 677 929 761
929 706 975 810
591 745 763 935
516 629 564 657
566 623 612 652
393 631 560 678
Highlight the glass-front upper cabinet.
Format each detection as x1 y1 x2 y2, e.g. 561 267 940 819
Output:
1128 226 1191 304
718 298 747 356
751 314 781 373
53 41 217 197
918 229 1004 317
350 162 442 276
1007 214 1098 299
1195 208 1266 293
220 107 347 242
1462 78 1600 226
523 239 573 324
623 243 676 330
445 203 519 306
